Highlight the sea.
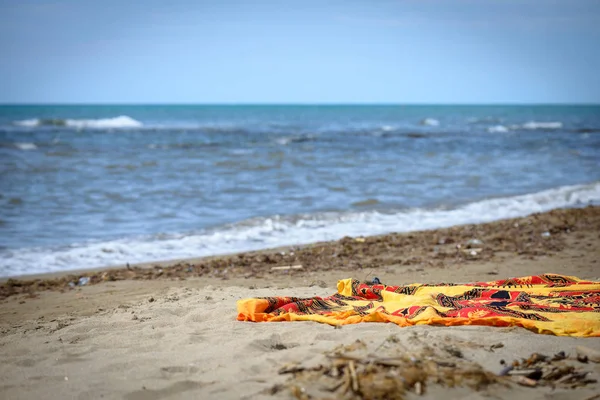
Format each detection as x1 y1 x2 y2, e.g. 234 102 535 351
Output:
1 105 599 277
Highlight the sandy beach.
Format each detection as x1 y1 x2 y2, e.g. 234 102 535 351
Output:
1 206 599 399
3 2 599 399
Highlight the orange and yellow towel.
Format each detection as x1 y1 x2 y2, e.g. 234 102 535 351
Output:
237 274 600 337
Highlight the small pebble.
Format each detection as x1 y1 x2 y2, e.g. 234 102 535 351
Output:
553 351 566 360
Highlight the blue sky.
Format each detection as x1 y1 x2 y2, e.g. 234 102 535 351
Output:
1 0 599 104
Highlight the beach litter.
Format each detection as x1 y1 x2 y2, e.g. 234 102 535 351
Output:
271 265 304 271
271 341 597 400
466 238 484 248
77 277 90 286
68 277 89 287
273 341 500 399
499 351 597 389
577 346 600 363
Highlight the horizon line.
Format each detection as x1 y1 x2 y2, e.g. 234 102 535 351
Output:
1 102 599 107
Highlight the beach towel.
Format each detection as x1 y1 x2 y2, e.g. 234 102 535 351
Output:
237 274 600 337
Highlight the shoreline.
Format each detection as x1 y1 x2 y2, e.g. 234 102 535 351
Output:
2 205 599 299
3 179 599 281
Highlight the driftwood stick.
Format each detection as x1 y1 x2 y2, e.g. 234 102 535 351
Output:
348 361 359 393
339 366 351 394
270 265 303 271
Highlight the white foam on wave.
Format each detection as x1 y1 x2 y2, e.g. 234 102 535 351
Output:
13 116 143 129
1 181 599 277
485 121 563 133
14 142 38 150
66 115 143 129
487 125 509 133
13 119 40 127
521 121 563 130
421 118 440 126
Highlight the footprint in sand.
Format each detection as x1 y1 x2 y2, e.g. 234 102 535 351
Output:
250 333 299 352
159 365 200 378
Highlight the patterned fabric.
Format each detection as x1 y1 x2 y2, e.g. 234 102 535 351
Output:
236 274 600 337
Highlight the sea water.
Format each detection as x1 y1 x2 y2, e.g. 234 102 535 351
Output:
1 105 599 276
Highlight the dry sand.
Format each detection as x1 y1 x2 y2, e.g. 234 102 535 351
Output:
1 206 599 399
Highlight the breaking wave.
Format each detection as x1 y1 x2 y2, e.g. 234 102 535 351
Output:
1 181 599 277
421 118 440 127
487 125 510 133
520 121 563 130
486 121 564 133
14 142 38 150
13 116 143 129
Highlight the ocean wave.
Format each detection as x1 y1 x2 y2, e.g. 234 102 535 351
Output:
14 142 38 150
13 119 41 127
13 115 143 129
421 118 440 127
10 118 258 133
485 122 564 133
520 121 563 130
275 134 317 145
369 125 398 137
1 181 599 277
487 125 510 133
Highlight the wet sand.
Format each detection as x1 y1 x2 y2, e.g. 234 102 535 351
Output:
1 206 599 399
